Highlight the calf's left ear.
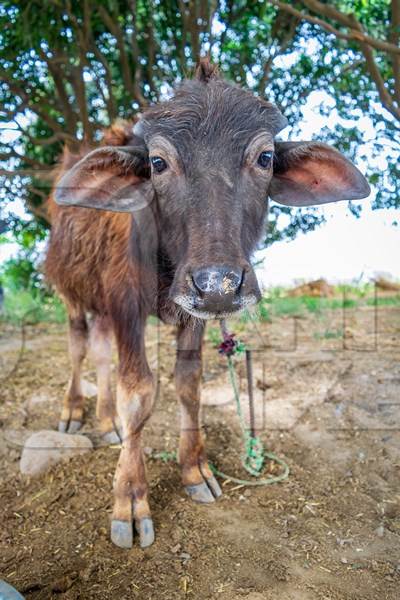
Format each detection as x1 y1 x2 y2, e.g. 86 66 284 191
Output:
269 141 370 206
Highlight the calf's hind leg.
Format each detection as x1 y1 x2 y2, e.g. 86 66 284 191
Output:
89 315 120 443
59 309 88 433
175 322 222 503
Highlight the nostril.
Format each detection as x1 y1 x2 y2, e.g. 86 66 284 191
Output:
191 266 244 297
191 273 204 296
223 269 243 294
228 269 244 292
191 269 213 296
237 268 245 292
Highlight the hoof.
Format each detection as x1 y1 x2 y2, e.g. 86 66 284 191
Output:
58 419 82 434
68 419 83 434
136 517 155 549
58 420 68 433
185 481 215 503
101 430 122 445
205 475 222 499
111 519 133 549
111 517 155 549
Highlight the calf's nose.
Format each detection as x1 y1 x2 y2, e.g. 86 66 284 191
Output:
192 266 243 297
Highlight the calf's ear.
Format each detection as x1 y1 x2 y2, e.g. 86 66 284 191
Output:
269 141 370 206
55 145 152 212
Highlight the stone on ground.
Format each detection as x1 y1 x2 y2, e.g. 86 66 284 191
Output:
81 379 98 397
0 579 25 599
19 430 92 476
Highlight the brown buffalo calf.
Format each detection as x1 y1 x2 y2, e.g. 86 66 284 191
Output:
47 60 370 549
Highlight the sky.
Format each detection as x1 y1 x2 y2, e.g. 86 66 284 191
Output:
254 88 400 287
256 203 400 288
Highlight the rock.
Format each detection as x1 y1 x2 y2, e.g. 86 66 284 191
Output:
375 277 400 292
201 383 234 407
385 503 400 519
20 430 92 476
336 537 353 546
81 379 98 397
344 327 355 339
27 392 54 407
287 278 335 298
0 580 25 599
232 594 267 600
2 429 31 451
180 552 191 563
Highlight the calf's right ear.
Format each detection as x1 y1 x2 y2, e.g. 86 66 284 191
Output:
55 145 152 212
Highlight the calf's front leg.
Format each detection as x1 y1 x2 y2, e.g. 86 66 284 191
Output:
110 324 155 549
175 322 222 503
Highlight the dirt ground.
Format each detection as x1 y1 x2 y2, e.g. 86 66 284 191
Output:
0 300 399 600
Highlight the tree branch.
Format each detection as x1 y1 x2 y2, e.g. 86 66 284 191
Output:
360 41 400 121
98 4 147 107
0 169 53 179
144 3 156 93
0 68 77 142
90 43 119 122
268 0 400 55
187 0 200 60
38 49 79 134
128 0 149 96
346 11 400 122
390 0 400 103
1 73 55 127
301 0 355 28
178 0 189 68
259 12 299 93
0 149 50 170
25 195 51 224
64 0 95 141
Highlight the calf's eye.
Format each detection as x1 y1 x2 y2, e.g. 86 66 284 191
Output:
257 151 273 169
151 156 168 173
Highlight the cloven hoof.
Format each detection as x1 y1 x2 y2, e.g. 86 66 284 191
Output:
58 419 82 434
111 516 155 549
185 475 222 503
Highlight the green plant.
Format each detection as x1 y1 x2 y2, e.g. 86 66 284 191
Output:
0 286 66 325
314 328 343 340
0 250 66 325
206 325 222 347
366 295 400 307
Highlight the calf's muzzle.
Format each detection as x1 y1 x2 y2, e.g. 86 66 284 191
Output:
191 265 243 309
172 262 261 318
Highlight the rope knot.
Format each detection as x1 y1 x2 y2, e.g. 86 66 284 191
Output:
244 434 265 476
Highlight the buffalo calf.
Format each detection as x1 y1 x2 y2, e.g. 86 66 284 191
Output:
48 60 370 549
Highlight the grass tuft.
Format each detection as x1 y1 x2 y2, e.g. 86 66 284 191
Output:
0 287 66 325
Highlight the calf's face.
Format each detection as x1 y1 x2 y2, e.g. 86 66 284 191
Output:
135 78 289 318
55 62 370 320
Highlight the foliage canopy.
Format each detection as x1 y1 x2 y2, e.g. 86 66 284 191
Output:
0 0 398 284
